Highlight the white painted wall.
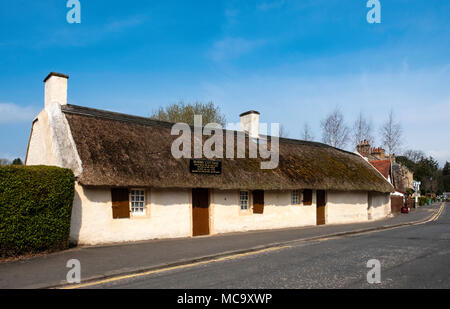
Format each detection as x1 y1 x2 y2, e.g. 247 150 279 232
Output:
70 183 192 245
70 186 393 245
368 192 391 220
26 110 58 166
212 189 317 234
326 191 369 224
45 74 68 109
240 112 260 138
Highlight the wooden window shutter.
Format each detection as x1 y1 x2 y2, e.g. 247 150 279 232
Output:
111 188 130 219
303 189 313 205
252 190 264 214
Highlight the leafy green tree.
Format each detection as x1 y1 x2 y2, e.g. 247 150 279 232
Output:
12 158 23 165
443 161 449 176
414 156 439 194
442 161 450 192
396 156 416 172
150 101 226 127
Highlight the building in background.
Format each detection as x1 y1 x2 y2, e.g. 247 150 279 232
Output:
356 140 416 212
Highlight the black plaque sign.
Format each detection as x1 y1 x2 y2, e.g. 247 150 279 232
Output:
189 159 222 175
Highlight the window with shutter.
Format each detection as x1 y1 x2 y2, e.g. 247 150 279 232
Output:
253 190 264 214
111 188 130 219
303 189 313 206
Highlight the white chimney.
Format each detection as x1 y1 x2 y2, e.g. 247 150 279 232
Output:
240 110 260 139
44 72 69 109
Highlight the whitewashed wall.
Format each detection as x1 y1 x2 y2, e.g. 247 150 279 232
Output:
70 184 192 245
368 192 391 220
211 189 317 234
26 110 57 166
326 191 369 224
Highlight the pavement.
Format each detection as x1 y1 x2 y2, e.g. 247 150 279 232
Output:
0 203 443 289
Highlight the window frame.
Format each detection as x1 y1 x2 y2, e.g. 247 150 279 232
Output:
129 189 146 217
292 189 300 205
239 190 250 212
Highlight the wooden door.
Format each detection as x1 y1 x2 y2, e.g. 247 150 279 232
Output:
253 190 264 214
192 188 210 236
316 190 326 225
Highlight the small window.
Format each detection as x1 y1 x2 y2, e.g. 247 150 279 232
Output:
240 191 249 211
303 189 313 206
130 189 146 216
292 190 300 205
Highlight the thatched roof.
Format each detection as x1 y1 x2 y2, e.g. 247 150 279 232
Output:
61 105 393 193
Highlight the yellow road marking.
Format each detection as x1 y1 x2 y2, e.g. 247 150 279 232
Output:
61 203 446 290
60 245 292 289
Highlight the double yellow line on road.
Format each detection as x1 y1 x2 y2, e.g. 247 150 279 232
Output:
60 203 446 289
60 245 292 289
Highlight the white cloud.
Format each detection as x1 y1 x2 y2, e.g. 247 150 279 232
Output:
209 37 266 61
0 103 39 124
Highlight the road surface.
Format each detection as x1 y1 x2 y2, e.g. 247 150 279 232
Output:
81 203 450 289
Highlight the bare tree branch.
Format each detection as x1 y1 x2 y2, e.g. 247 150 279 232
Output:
301 123 314 141
352 112 374 148
380 109 403 155
403 149 425 163
279 125 289 138
321 107 350 149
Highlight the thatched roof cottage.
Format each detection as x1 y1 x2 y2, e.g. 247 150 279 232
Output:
26 73 393 245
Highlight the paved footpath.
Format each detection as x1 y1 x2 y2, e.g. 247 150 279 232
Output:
0 203 442 289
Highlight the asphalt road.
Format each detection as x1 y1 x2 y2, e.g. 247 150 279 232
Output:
83 202 450 289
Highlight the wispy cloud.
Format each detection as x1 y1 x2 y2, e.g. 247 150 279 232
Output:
0 103 39 124
36 15 147 48
209 37 266 62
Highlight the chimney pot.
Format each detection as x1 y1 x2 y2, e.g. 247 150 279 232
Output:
240 110 260 138
44 72 69 109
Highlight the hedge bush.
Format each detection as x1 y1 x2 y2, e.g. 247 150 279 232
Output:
418 196 427 206
0 165 75 257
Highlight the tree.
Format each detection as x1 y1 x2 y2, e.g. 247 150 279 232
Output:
403 149 425 164
12 158 23 165
321 107 350 149
150 101 226 127
279 125 289 138
301 123 314 141
396 156 416 172
443 161 450 176
443 161 450 192
414 156 439 194
352 112 374 148
380 109 402 155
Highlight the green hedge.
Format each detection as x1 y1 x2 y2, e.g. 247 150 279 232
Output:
418 196 427 206
0 166 75 257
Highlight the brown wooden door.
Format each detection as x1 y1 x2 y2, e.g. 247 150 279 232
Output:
316 190 326 225
192 188 210 236
253 190 264 214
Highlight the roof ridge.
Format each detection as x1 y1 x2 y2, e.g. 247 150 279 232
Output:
61 104 359 156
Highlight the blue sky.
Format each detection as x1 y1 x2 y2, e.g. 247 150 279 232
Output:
0 0 449 165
